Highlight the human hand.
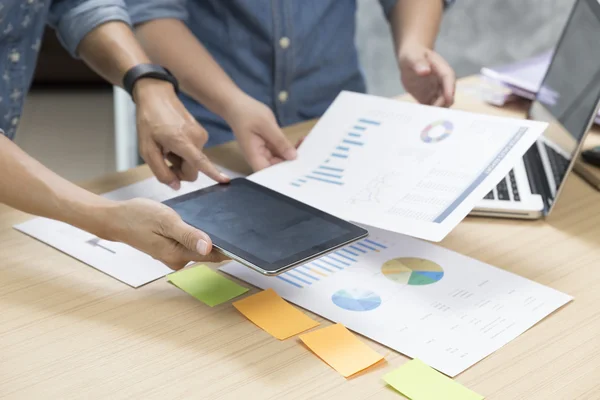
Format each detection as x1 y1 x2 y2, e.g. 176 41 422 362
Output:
102 198 228 270
224 94 297 171
398 43 455 107
134 80 230 189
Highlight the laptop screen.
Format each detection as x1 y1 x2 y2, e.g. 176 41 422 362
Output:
529 0 600 202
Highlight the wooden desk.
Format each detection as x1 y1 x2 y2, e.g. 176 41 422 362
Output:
2 78 600 400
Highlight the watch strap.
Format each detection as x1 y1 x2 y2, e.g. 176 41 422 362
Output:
122 64 179 99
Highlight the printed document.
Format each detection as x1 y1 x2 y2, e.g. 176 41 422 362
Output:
249 91 547 241
220 225 572 376
14 168 242 287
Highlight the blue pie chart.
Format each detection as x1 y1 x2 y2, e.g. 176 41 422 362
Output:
332 288 382 312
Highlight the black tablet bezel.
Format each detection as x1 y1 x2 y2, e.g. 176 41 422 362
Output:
163 178 369 275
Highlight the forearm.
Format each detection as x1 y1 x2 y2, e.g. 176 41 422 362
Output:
76 20 150 87
390 0 444 52
0 136 116 239
134 18 245 120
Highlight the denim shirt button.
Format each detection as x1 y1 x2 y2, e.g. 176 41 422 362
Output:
278 91 289 103
279 37 290 49
9 51 20 63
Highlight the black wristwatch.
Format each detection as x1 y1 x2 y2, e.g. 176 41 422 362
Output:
122 64 179 100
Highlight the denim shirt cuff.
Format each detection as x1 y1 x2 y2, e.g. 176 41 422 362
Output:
127 1 189 26
54 1 132 58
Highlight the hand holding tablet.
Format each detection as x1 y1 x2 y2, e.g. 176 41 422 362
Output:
163 178 368 275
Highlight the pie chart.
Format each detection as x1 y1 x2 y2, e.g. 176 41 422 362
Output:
421 120 453 143
381 258 444 286
331 288 382 311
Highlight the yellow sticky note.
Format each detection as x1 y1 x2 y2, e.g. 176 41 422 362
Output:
232 288 319 339
299 323 384 377
383 359 484 400
168 265 248 307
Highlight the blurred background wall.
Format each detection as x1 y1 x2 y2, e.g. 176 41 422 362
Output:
19 0 576 181
357 0 574 97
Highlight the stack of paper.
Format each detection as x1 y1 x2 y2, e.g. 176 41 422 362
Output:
480 51 600 124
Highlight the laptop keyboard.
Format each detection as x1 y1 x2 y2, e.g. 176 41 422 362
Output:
484 170 521 201
484 143 570 203
544 143 570 184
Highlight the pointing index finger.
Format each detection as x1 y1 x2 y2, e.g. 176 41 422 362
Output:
171 141 230 183
428 52 456 107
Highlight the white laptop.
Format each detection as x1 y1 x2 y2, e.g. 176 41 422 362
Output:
471 0 600 219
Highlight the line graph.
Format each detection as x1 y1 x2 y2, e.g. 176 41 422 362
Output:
348 171 406 205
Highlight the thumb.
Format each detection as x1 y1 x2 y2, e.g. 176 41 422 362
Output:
261 117 297 161
144 142 181 190
167 217 214 256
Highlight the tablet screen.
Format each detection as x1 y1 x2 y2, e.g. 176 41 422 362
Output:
164 178 367 273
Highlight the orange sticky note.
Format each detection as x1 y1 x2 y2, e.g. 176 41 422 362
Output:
299 323 384 377
233 288 319 339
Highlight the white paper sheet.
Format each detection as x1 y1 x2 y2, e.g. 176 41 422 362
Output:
248 91 548 242
220 225 572 377
14 167 244 287
16 219 173 288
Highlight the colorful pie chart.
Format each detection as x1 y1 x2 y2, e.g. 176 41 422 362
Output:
421 120 453 143
332 288 382 311
381 258 444 286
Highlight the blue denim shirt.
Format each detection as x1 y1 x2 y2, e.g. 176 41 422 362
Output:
0 0 131 139
127 0 454 147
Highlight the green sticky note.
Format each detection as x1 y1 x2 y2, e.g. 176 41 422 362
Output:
168 265 248 307
383 359 484 400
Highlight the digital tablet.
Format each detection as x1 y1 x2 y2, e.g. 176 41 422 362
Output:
163 178 368 275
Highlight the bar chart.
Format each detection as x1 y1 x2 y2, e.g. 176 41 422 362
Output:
276 237 388 289
289 118 381 188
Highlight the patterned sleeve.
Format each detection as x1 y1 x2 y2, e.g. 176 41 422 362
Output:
47 0 131 57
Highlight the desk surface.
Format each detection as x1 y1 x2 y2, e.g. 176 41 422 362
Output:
1 77 600 400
